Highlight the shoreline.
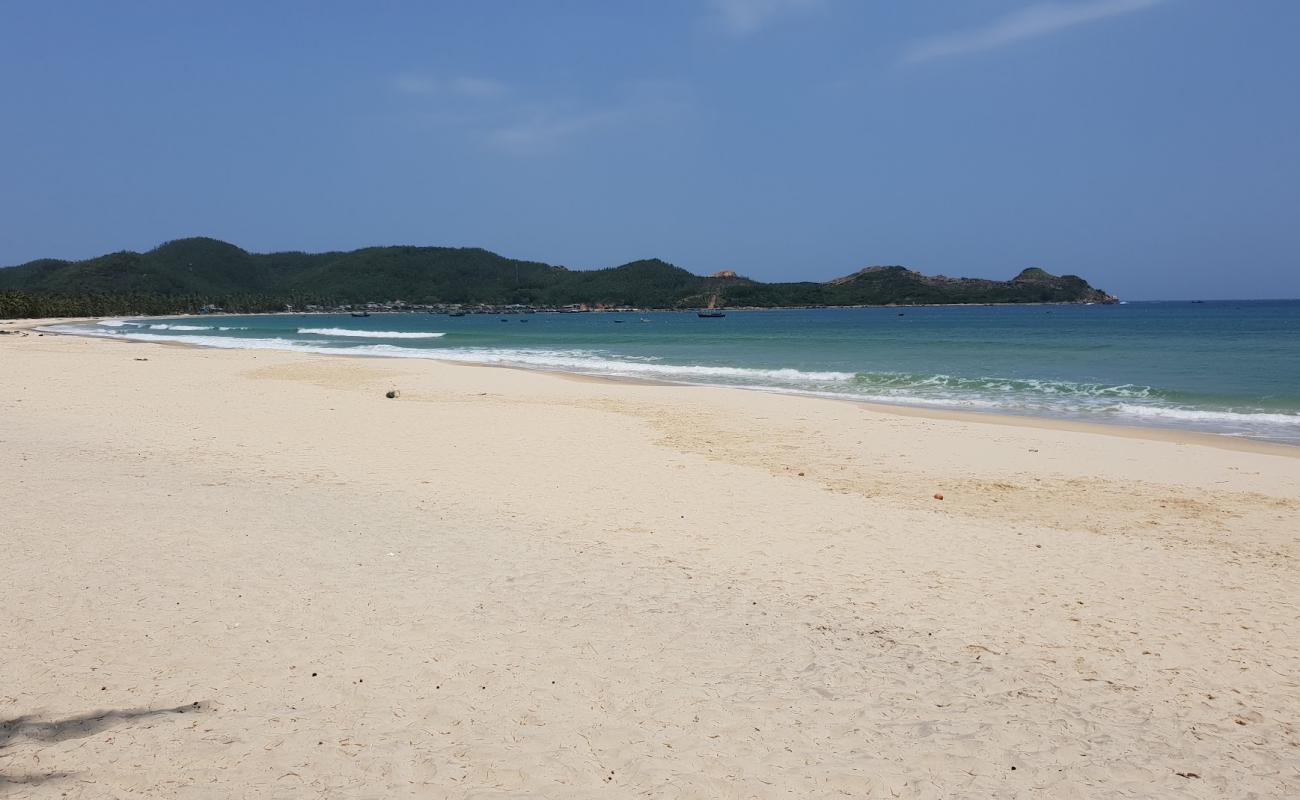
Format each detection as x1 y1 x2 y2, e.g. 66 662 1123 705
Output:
520 365 1300 457
28 315 1299 456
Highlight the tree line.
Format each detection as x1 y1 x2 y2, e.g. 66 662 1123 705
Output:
0 290 336 319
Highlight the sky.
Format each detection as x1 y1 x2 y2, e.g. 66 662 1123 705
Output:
1 1 1297 300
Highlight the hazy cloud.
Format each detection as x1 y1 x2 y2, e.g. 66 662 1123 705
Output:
393 72 687 157
393 73 507 98
487 82 690 156
708 0 822 36
393 73 439 95
446 77 509 99
903 0 1164 64
489 108 629 156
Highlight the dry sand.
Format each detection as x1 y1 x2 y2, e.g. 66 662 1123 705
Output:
2 325 1298 798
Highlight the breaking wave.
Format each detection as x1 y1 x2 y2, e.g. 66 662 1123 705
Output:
1109 404 1300 428
41 322 1300 443
298 328 447 339
848 372 1164 400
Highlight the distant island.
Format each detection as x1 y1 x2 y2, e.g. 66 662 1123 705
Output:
0 237 1117 318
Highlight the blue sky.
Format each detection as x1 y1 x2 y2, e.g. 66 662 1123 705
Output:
2 1 1297 299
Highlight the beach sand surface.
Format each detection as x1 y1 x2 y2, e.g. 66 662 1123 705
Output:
2 328 1299 798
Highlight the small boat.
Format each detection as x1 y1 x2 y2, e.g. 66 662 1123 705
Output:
447 311 466 317
351 312 371 318
613 319 625 323
698 294 725 318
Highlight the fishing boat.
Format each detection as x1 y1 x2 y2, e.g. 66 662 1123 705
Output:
698 294 726 318
350 311 370 318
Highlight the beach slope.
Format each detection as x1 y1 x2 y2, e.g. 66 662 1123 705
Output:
2 329 1298 798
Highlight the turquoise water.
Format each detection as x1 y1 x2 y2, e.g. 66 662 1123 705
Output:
51 301 1300 443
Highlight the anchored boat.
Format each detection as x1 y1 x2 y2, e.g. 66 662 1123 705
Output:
698 294 726 318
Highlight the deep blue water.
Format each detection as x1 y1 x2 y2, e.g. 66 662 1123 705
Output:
52 300 1300 443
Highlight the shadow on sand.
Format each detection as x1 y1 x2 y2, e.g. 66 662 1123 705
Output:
1 702 203 791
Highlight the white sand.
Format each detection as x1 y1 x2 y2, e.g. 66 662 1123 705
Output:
2 327 1298 798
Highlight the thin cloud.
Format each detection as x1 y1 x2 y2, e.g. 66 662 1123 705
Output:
446 77 508 99
393 74 439 95
709 0 822 36
489 108 628 156
487 83 690 157
393 73 507 98
903 0 1164 64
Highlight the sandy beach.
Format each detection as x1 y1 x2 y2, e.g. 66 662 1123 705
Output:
2 324 1298 798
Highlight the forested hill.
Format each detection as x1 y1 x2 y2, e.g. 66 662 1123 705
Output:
0 237 1117 317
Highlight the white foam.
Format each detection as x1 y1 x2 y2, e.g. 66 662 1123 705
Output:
40 324 1300 442
855 372 1158 399
1111 404 1300 427
97 319 134 327
87 332 852 383
99 332 314 350
298 328 447 339
149 324 213 331
409 348 855 382
755 384 1005 410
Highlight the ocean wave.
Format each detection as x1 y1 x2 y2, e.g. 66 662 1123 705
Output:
307 344 854 382
97 320 241 331
433 349 855 382
850 372 1161 399
92 332 314 350
1110 404 1300 427
298 328 447 339
87 333 852 382
41 324 1300 441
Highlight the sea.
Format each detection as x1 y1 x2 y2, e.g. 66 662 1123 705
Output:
48 300 1300 444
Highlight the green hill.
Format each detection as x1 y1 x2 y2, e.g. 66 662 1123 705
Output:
0 237 1117 318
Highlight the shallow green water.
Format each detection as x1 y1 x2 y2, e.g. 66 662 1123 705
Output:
52 300 1300 443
